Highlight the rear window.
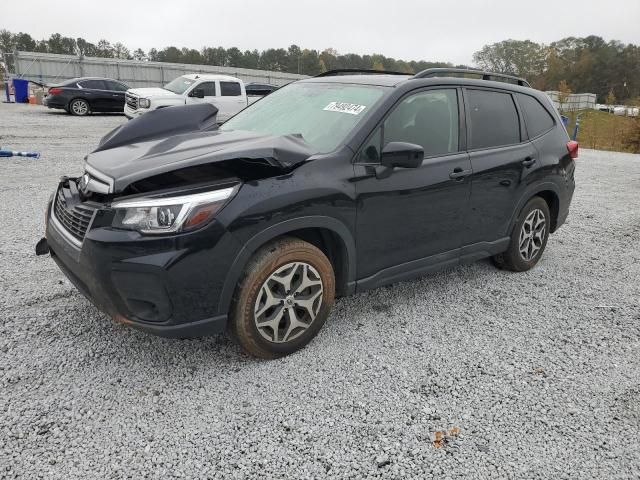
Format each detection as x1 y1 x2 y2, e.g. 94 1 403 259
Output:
517 93 555 138
467 89 520 149
220 81 242 96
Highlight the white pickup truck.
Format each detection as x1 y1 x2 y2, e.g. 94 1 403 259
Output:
124 74 256 122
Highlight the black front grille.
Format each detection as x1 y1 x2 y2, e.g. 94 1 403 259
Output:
53 185 100 243
125 93 138 110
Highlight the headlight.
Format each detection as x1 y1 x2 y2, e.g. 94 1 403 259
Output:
111 186 238 234
138 98 150 108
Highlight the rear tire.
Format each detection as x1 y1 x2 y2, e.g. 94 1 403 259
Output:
69 98 90 116
229 237 335 359
492 196 550 272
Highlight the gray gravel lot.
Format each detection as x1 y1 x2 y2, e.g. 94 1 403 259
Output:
1 102 639 479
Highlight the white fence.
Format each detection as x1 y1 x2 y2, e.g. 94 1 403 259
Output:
12 51 308 88
545 91 597 111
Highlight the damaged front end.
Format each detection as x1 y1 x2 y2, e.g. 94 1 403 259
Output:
37 103 319 335
43 103 318 250
39 173 244 335
85 102 317 196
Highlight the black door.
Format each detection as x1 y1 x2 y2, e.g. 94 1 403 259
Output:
354 88 471 289
104 80 128 111
77 79 110 111
462 88 538 247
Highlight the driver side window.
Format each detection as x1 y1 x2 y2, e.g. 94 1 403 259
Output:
198 82 217 97
359 89 459 163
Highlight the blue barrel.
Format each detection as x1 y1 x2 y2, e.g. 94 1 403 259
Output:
12 78 29 103
560 115 569 129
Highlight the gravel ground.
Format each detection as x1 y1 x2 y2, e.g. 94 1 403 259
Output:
1 102 639 479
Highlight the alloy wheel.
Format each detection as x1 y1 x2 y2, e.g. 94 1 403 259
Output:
519 208 546 262
253 262 324 343
71 100 88 115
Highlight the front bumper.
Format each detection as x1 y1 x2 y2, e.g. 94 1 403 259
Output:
43 194 243 338
124 104 146 119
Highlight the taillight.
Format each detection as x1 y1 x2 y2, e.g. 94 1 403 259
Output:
567 141 579 159
48 87 63 95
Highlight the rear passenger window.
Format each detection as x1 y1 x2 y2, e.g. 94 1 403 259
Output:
220 82 241 96
79 80 107 90
517 94 555 138
467 90 520 149
106 81 128 92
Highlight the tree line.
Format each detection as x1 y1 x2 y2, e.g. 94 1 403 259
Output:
1 30 639 102
0 30 452 78
474 37 640 104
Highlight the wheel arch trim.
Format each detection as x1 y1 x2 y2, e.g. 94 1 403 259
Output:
217 216 356 316
509 181 562 235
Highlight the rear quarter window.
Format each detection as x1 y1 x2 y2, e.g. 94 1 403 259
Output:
467 89 520 150
517 93 555 138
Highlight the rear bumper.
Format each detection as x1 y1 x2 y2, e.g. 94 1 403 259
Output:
43 196 242 338
43 96 66 110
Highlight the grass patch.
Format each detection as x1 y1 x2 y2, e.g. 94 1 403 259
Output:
564 110 640 154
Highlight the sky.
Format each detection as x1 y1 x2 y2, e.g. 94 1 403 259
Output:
3 0 640 65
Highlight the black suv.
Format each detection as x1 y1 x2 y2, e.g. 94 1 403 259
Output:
37 68 577 358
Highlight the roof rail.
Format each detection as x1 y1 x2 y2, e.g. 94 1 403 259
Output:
412 68 531 87
315 69 410 77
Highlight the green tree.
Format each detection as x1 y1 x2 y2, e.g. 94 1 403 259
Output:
259 48 288 71
46 33 77 54
473 39 546 80
299 49 321 75
132 48 147 61
319 48 338 71
201 46 226 66
238 49 260 69
76 38 97 57
95 39 113 58
157 46 183 63
226 47 242 67
180 47 201 64
112 42 131 60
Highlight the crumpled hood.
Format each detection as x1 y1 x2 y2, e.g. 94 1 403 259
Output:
86 129 316 193
126 87 178 98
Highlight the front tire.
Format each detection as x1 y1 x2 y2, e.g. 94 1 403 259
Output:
229 237 335 359
69 98 90 116
492 196 550 272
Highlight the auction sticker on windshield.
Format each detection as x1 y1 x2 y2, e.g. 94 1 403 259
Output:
323 102 367 115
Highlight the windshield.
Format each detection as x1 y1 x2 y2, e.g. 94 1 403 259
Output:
163 76 196 94
220 82 386 153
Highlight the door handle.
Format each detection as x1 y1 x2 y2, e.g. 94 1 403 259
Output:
449 168 472 180
522 157 536 168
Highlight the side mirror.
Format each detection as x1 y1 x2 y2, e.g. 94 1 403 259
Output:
190 88 205 99
381 142 423 168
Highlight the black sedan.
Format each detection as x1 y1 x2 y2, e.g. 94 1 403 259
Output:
44 77 129 116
